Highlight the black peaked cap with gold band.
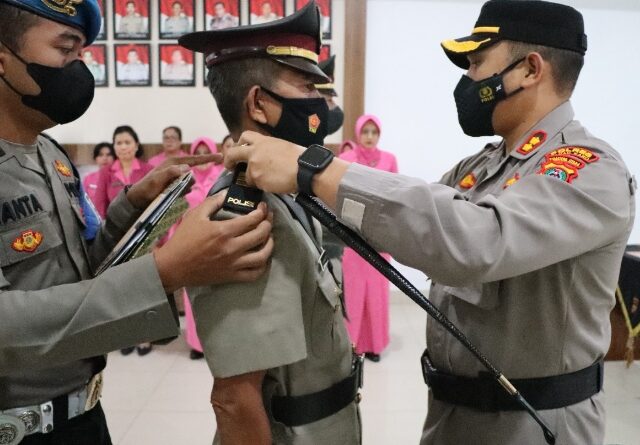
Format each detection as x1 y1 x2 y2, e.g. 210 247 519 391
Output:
315 55 337 97
441 0 587 69
179 0 328 83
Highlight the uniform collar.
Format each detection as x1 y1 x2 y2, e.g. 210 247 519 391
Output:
0 137 48 176
509 101 574 161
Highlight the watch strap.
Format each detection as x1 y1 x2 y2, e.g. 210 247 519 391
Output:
297 163 316 196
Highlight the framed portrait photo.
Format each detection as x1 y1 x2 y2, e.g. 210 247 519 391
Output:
319 44 331 63
296 0 331 40
204 0 240 30
159 0 195 39
115 44 151 86
82 44 108 87
114 0 150 40
249 0 284 25
159 44 195 86
96 0 107 40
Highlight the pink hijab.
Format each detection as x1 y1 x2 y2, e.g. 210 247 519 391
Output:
190 136 222 183
353 114 382 167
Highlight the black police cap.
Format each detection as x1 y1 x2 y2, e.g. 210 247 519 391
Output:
315 55 337 96
441 0 588 69
179 0 328 83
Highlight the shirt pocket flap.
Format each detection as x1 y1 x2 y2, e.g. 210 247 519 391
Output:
0 216 63 268
442 282 500 310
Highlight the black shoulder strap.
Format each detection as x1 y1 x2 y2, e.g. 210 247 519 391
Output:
208 170 234 197
208 173 327 265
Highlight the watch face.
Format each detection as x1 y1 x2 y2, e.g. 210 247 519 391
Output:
303 145 332 167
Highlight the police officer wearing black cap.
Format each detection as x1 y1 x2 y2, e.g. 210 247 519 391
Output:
316 55 344 136
0 1 273 443
180 2 361 444
222 1 636 443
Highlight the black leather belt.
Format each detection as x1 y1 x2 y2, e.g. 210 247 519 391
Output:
421 349 603 412
271 354 363 427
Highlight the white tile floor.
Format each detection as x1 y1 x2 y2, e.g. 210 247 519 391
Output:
102 294 640 444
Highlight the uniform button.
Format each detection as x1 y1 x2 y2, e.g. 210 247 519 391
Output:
145 310 158 321
44 424 53 433
42 405 52 414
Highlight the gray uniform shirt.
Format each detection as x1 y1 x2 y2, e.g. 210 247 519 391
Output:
189 191 360 444
335 102 636 444
0 136 178 409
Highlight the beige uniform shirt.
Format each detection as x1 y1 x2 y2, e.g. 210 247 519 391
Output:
335 102 635 445
190 192 360 444
0 136 178 408
118 15 145 34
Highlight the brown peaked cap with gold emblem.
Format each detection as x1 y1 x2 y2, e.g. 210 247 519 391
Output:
179 0 329 83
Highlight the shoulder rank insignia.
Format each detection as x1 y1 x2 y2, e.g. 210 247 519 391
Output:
12 230 43 253
54 160 72 177
459 173 476 189
503 173 520 189
537 146 599 183
516 130 547 155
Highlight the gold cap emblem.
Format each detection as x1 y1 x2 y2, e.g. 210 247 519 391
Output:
41 0 83 17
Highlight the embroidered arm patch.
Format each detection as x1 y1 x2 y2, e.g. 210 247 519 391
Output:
537 146 600 183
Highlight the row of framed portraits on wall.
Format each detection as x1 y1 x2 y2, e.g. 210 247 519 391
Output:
85 43 332 87
97 0 332 41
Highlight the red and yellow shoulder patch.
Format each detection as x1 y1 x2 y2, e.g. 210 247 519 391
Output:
12 229 43 253
516 130 547 155
459 173 476 189
537 146 599 183
503 173 520 189
54 159 72 177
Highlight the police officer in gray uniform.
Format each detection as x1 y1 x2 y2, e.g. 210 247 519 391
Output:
179 2 361 444
223 1 636 444
0 1 273 443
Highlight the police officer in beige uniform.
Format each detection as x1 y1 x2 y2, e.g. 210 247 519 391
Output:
223 1 636 444
179 3 361 444
0 1 273 443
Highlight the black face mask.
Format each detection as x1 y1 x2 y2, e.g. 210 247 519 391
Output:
258 86 329 147
453 57 525 137
326 106 344 135
0 43 95 124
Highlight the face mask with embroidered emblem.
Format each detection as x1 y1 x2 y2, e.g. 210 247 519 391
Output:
453 57 525 137
258 86 329 147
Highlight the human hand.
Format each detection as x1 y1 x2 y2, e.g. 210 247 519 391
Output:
224 131 304 194
126 154 222 209
153 193 274 292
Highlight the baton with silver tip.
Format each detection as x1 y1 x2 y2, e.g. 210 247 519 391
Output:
295 193 556 445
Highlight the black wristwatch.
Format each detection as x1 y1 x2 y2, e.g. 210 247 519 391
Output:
297 144 334 196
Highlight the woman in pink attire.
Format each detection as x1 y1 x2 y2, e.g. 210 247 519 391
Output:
95 125 154 355
183 137 225 359
339 114 398 362
148 126 187 167
82 142 115 205
94 125 153 219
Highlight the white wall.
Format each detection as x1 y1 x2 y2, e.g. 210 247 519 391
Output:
366 0 640 287
47 0 346 146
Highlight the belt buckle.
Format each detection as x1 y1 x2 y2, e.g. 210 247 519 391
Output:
352 350 365 389
421 349 437 386
0 414 25 445
85 372 104 412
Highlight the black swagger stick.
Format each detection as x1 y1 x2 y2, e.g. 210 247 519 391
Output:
295 193 557 445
